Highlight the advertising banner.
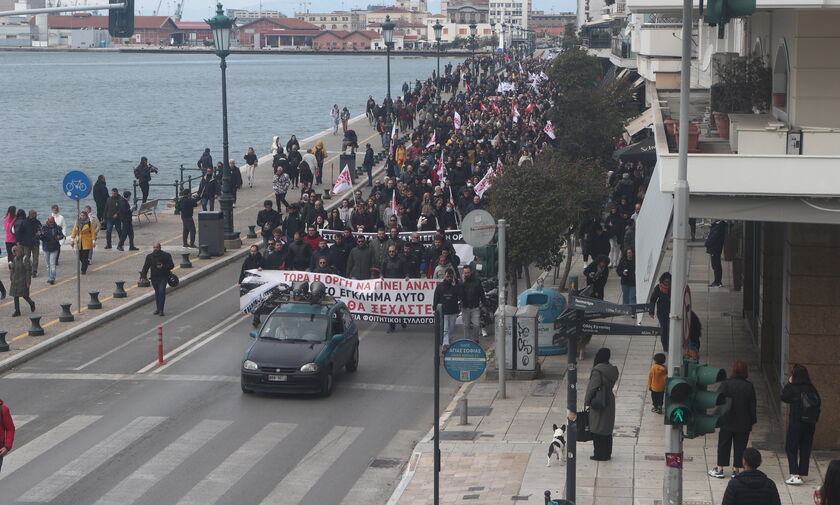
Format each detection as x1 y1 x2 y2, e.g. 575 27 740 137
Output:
240 270 440 324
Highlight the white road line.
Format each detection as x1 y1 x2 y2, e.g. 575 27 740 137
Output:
17 416 166 503
259 425 364 505
151 316 244 374
176 422 296 505
0 415 102 480
10 414 38 428
76 286 237 371
136 312 242 374
94 419 232 505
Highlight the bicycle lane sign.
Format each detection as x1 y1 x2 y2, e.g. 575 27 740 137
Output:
63 170 91 201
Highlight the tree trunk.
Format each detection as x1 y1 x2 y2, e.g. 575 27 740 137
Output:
524 266 531 289
508 270 519 306
560 235 574 292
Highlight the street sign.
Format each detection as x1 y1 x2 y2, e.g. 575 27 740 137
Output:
62 170 91 201
580 321 660 336
443 339 487 382
566 294 647 316
461 209 496 248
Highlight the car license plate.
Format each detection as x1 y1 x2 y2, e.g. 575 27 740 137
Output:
267 375 288 382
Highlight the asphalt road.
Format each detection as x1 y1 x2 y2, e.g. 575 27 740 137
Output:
0 261 460 505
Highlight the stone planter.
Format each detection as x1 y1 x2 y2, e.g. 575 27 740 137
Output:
713 112 730 140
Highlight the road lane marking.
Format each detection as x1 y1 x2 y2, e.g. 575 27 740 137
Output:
136 312 242 374
259 425 364 505
94 419 232 505
149 314 244 374
10 414 38 428
0 415 102 480
176 422 297 505
18 416 166 503
77 285 238 371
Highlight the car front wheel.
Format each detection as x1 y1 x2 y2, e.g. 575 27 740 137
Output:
320 367 334 397
346 344 359 373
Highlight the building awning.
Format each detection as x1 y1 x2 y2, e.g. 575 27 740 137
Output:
612 135 656 162
624 108 653 137
633 76 645 89
635 163 673 301
616 68 630 82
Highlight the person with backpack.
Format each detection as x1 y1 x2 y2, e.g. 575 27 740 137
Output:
782 363 820 485
708 360 757 479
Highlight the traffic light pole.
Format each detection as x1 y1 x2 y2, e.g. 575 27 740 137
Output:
663 0 693 502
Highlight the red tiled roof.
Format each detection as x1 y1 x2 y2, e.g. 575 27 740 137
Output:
238 17 320 30
175 21 210 30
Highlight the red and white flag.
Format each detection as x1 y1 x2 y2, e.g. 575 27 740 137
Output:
524 102 535 114
512 105 520 123
543 120 556 140
453 111 462 130
496 157 504 175
433 155 445 186
389 122 398 155
465 81 470 94
474 168 495 198
480 102 487 112
332 165 353 194
425 132 436 148
491 102 500 114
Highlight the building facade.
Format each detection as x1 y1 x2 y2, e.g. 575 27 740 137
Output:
312 30 379 50
295 11 353 31
528 11 575 37
227 9 283 20
237 17 320 48
488 0 530 28
447 0 489 24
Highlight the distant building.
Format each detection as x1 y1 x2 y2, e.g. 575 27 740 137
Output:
295 11 353 31
227 9 284 20
173 21 212 46
447 0 488 24
365 6 428 39
395 0 428 12
237 17 320 48
488 0 530 29
30 13 179 46
312 30 380 50
424 17 493 43
529 11 575 37
0 20 34 47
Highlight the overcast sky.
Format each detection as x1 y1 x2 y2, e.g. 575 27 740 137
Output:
133 0 576 22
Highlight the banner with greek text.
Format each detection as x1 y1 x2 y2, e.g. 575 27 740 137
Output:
240 270 440 324
318 229 474 264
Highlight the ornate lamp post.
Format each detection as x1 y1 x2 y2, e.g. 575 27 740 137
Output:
500 22 506 52
206 3 240 248
469 22 477 56
382 15 395 149
433 20 443 103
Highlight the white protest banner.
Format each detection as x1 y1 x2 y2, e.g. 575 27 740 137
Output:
318 229 475 266
240 270 440 324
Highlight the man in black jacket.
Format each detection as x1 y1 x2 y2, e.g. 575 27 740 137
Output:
103 188 122 249
117 191 138 251
381 245 409 333
433 269 461 352
256 200 282 249
140 243 174 316
197 148 213 171
328 234 351 276
15 210 41 278
720 448 781 505
263 241 287 270
93 175 109 222
286 232 312 271
460 265 485 342
176 190 198 248
705 219 727 287
363 144 375 186
134 157 158 204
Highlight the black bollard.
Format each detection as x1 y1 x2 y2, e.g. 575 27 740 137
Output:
137 271 151 288
28 316 45 336
0 331 9 352
88 291 102 310
323 189 332 200
59 303 74 322
180 253 192 268
246 225 258 239
113 281 127 299
198 244 211 260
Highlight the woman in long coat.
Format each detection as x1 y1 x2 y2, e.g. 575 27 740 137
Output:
9 245 35 316
585 347 620 461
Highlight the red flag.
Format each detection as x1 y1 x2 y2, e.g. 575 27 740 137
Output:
524 102 535 114
474 168 495 198
491 102 500 114
425 132 436 148
544 120 556 140
465 81 470 94
480 102 487 112
332 165 353 194
453 111 462 130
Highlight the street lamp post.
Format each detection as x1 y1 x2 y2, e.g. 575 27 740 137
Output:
382 15 394 151
206 2 240 248
433 20 443 104
469 22 476 56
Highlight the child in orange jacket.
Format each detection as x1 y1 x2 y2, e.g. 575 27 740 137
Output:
648 353 667 414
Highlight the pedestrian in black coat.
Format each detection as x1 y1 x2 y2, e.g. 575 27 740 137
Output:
705 219 727 287
720 448 781 505
583 256 609 300
176 190 198 248
140 243 174 316
648 272 672 352
93 175 109 222
781 364 820 484
239 245 264 283
286 232 312 271
709 360 757 478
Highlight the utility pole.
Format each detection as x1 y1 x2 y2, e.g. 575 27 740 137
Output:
663 0 692 501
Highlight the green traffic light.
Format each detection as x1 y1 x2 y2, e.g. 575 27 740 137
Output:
671 408 685 423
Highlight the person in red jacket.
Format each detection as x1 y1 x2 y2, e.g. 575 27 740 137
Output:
0 398 15 473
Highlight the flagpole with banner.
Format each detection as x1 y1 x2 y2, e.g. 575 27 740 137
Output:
332 165 353 195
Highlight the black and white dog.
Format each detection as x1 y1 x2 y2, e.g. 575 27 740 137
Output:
546 423 566 466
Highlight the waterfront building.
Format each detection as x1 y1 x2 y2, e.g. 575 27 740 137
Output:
237 17 320 48
423 16 493 44
28 13 179 46
226 8 283 20
295 11 353 31
395 0 428 12
446 0 488 24
0 18 34 47
488 0 530 28
575 0 840 449
312 29 380 50
365 6 429 40
528 10 576 38
172 21 212 46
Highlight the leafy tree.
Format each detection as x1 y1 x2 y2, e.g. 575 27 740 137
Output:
485 151 607 279
547 47 601 96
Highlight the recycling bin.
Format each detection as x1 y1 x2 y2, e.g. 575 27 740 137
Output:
518 284 567 355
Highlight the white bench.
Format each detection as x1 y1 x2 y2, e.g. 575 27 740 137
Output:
134 199 159 225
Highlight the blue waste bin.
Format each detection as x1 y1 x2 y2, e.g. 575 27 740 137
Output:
518 284 567 355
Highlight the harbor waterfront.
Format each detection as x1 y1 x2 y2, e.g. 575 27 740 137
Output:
0 51 462 213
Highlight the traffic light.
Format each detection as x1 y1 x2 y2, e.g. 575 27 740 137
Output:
704 0 756 38
685 362 726 438
664 376 692 426
109 0 135 38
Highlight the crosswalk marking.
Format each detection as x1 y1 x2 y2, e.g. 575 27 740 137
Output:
259 425 364 505
176 422 297 505
18 416 166 503
0 415 102 480
94 419 232 505
10 414 38 429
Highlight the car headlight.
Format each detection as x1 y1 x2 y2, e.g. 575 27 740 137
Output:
300 363 319 373
243 360 258 371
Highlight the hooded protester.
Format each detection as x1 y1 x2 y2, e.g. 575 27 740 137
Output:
93 175 109 221
585 348 620 461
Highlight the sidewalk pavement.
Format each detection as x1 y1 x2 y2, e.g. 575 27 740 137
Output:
391 242 834 505
0 111 387 360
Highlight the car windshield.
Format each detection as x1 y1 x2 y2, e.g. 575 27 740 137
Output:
259 313 328 342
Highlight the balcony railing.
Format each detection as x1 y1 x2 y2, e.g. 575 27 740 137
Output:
583 35 612 49
611 36 632 58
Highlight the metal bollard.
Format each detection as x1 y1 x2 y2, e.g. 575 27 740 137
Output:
59 303 75 322
28 316 45 336
156 325 165 366
113 281 127 299
323 188 332 200
0 331 9 352
137 271 151 288
246 225 258 239
180 253 192 268
198 244 211 260
458 397 469 425
173 180 180 215
88 291 102 310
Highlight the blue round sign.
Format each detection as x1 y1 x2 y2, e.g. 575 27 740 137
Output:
443 340 487 382
62 170 91 201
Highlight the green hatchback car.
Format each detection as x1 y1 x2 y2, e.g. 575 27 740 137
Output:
241 299 359 396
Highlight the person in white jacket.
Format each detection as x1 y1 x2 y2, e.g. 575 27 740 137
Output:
330 105 340 135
